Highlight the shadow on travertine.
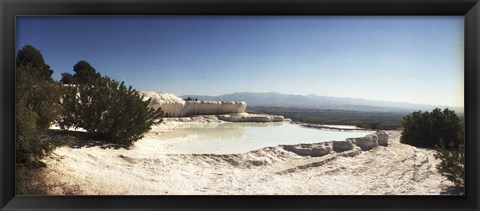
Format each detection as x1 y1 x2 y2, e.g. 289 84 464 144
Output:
47 129 131 150
440 186 465 195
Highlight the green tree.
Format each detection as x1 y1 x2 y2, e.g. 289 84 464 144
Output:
16 45 54 82
16 46 63 164
434 131 465 190
401 108 464 190
60 72 75 84
16 94 42 163
72 60 101 84
400 108 462 148
59 75 163 145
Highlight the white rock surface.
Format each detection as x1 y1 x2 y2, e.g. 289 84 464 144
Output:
332 140 354 152
282 143 332 157
184 100 246 116
377 131 389 146
347 132 390 151
217 113 284 122
41 127 455 195
141 91 185 117
140 91 246 117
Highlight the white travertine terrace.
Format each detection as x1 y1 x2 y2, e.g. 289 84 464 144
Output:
140 91 247 117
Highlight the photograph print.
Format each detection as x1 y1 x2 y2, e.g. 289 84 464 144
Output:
15 16 465 195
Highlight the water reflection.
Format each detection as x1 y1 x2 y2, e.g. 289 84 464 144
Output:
155 122 374 154
160 124 246 140
161 122 284 140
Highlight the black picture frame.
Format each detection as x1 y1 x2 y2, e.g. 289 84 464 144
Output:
1 0 479 210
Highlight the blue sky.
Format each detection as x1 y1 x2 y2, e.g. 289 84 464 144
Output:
16 16 464 107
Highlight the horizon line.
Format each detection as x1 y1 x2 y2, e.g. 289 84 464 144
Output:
144 90 464 109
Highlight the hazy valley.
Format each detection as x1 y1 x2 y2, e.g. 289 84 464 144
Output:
181 92 464 130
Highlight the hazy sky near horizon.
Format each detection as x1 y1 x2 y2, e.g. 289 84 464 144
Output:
17 16 464 107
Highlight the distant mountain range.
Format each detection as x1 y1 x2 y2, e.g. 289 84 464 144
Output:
181 92 464 113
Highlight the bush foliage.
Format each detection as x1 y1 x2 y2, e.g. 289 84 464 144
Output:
59 76 163 145
16 45 163 194
434 131 465 189
16 45 54 82
400 108 462 148
16 47 63 164
17 45 162 163
60 60 101 84
401 108 464 190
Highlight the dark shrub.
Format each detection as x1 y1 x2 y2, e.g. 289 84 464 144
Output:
59 76 163 145
401 108 464 190
16 45 54 82
72 60 101 84
16 98 43 163
60 72 75 84
60 60 101 85
434 131 465 190
400 108 462 148
16 47 64 164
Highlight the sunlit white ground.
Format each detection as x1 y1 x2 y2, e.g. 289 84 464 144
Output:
41 117 454 195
